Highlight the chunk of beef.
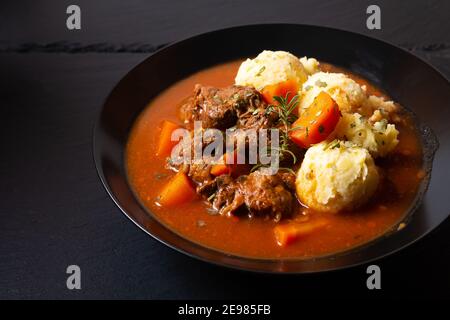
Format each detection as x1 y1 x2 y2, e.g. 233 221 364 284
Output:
167 129 224 197
212 175 244 214
187 161 216 197
278 171 296 190
172 138 295 221
236 104 278 131
180 84 275 130
239 170 295 221
213 170 296 221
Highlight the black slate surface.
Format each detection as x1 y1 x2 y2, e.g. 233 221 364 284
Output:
1 0 449 299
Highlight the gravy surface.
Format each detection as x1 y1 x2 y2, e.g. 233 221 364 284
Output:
126 61 424 258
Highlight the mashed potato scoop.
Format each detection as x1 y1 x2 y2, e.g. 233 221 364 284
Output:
300 72 366 114
334 112 399 157
296 141 379 213
235 50 309 98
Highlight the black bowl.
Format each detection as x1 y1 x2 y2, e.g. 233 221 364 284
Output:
93 24 449 273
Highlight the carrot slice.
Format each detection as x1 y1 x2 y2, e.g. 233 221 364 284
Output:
156 120 181 157
210 163 231 176
261 79 300 105
157 172 196 207
274 218 329 247
289 91 340 148
210 152 236 176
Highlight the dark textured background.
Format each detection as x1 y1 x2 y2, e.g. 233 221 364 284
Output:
1 0 449 299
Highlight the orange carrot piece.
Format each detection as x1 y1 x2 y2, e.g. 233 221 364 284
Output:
210 164 231 176
274 218 329 247
210 152 236 176
261 79 300 105
289 91 340 148
156 120 181 157
157 172 196 207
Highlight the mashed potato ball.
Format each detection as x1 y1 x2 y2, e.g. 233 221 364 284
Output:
334 112 399 157
235 50 308 90
364 95 397 116
299 72 366 114
296 141 379 213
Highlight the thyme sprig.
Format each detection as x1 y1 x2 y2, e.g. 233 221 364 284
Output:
265 94 300 128
267 93 300 162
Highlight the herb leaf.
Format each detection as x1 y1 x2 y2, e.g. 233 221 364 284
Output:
256 66 266 76
252 93 300 172
315 80 327 87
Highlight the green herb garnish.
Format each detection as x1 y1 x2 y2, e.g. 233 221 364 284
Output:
207 193 216 202
252 93 300 172
315 80 327 87
256 66 266 76
325 139 341 150
331 141 341 149
318 124 325 134
278 167 296 174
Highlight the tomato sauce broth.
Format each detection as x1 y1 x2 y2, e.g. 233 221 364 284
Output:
126 60 424 259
